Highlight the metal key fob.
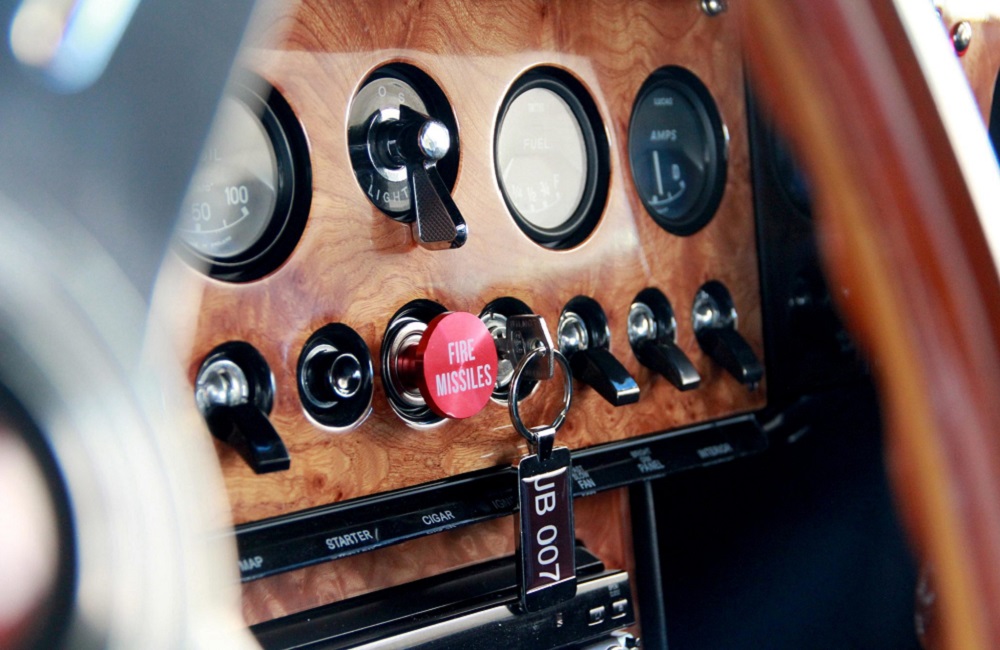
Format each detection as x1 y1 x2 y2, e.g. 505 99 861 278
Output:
516 429 576 612
506 319 577 612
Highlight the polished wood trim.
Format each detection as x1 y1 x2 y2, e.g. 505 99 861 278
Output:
162 0 765 525
241 488 636 626
744 1 1000 647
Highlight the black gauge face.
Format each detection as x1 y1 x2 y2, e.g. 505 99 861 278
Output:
495 69 608 248
176 80 310 282
347 64 459 222
628 67 727 235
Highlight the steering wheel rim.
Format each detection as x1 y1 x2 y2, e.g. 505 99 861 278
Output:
744 1 1000 647
0 0 261 646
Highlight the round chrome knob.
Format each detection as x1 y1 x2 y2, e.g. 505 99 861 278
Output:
297 324 374 430
417 120 450 161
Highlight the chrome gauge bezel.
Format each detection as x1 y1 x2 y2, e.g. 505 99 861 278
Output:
494 67 609 249
176 78 311 282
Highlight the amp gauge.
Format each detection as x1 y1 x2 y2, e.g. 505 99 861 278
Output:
176 78 310 282
628 67 727 236
495 68 609 248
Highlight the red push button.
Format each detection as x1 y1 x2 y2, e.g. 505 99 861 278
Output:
397 312 498 419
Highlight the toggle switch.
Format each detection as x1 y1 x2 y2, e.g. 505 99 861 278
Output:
628 288 700 391
195 341 289 474
375 105 467 249
692 281 763 390
348 69 466 250
382 300 499 426
558 296 640 407
298 323 374 429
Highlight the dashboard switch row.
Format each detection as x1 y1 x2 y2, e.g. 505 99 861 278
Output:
196 283 762 473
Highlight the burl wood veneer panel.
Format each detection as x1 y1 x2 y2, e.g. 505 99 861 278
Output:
170 0 765 524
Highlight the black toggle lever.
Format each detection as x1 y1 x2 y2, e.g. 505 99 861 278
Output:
558 296 640 407
569 347 641 406
195 342 290 474
376 105 467 249
628 288 700 391
692 281 763 390
203 403 289 474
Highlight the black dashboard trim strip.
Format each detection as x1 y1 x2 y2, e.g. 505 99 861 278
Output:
234 414 767 581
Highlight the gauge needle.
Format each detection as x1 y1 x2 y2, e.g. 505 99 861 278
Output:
501 157 516 184
652 150 665 196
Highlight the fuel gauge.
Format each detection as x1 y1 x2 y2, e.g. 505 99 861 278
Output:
495 68 608 248
628 67 727 236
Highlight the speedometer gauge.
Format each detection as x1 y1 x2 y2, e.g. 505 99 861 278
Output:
176 80 310 282
180 97 277 259
495 69 608 248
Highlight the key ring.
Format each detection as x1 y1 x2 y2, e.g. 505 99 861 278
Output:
508 346 573 460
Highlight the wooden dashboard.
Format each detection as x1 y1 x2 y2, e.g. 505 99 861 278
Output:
166 0 765 526
149 0 1000 636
